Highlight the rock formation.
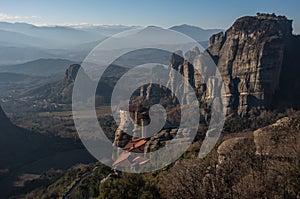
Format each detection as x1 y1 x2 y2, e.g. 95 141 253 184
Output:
64 64 81 83
208 13 295 116
211 116 300 198
60 64 82 101
25 64 83 104
216 114 300 160
167 13 300 116
253 117 300 158
27 64 116 105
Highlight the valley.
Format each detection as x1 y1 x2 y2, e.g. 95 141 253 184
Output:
0 11 299 199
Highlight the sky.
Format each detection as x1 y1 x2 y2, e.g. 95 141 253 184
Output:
0 0 299 33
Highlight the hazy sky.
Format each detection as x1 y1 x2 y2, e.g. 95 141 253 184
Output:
0 0 299 33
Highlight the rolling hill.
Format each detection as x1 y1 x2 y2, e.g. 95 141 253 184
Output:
0 58 77 76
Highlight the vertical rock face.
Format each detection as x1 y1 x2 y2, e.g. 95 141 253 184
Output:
274 35 300 110
165 13 299 117
208 32 225 59
60 64 81 101
64 64 81 83
113 110 133 147
208 14 293 116
166 14 295 117
167 48 204 103
166 47 224 122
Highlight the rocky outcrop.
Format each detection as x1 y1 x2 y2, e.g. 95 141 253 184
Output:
64 64 81 83
60 64 81 101
24 64 82 104
217 137 255 165
212 116 300 198
164 14 298 117
27 64 115 105
253 117 300 158
216 115 300 167
208 13 294 116
208 32 225 59
113 110 133 147
167 13 300 117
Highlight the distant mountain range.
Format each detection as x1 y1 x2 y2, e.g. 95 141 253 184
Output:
0 29 49 48
169 24 223 42
71 24 140 36
0 22 131 65
0 22 222 65
0 22 106 48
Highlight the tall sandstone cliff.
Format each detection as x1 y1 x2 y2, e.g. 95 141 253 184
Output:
208 13 299 116
166 14 300 117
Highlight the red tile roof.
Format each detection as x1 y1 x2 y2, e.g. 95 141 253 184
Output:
132 156 149 164
123 137 147 153
112 152 131 167
112 137 150 168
